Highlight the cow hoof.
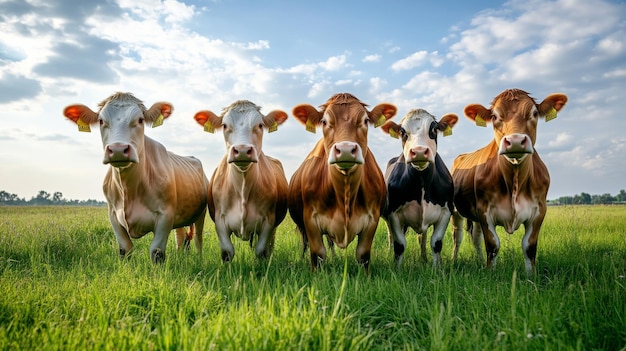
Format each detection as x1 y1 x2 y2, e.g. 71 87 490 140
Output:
151 249 165 264
221 251 233 262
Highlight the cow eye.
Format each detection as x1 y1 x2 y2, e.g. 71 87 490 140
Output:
99 118 104 126
363 117 370 126
429 126 437 139
138 118 144 124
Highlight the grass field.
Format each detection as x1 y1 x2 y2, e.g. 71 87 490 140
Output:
0 205 625 350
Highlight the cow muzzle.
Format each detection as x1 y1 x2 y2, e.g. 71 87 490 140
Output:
328 141 364 170
406 146 434 171
103 142 138 168
228 145 258 171
499 133 534 164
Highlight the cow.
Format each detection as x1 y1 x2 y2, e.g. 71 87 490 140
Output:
193 100 289 262
451 88 568 274
380 109 459 266
288 93 397 273
63 92 209 263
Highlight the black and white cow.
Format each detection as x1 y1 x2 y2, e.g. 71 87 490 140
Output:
380 108 459 266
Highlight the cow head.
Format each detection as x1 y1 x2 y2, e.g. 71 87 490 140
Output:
194 100 288 172
293 93 396 172
63 92 173 168
464 89 568 165
381 109 458 171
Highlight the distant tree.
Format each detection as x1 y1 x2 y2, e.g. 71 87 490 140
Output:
52 192 64 203
616 189 626 202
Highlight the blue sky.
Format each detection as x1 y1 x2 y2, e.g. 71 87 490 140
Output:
0 0 625 201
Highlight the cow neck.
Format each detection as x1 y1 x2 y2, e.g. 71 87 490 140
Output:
330 165 363 242
497 152 534 205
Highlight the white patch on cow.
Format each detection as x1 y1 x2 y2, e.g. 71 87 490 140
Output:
399 109 438 167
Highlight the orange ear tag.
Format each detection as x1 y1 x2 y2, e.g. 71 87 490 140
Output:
545 108 557 122
443 125 453 137
388 128 399 139
305 119 316 134
475 114 487 127
77 117 91 133
268 121 278 133
203 121 215 133
375 115 386 128
152 114 164 128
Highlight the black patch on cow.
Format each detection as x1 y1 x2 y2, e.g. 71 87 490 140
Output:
383 153 454 216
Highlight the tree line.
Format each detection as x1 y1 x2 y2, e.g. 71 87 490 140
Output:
0 190 106 206
1 189 625 207
548 189 626 205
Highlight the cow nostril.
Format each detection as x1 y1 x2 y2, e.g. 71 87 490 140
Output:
351 146 357 156
123 145 130 156
246 147 252 156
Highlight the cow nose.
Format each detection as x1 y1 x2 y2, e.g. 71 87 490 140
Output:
105 143 131 159
334 142 358 159
501 134 533 154
228 145 258 163
409 146 429 162
328 141 364 166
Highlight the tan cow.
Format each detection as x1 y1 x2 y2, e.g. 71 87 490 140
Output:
451 88 568 273
193 100 289 261
288 93 397 273
63 92 209 263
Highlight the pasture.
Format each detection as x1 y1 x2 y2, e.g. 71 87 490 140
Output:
0 205 625 350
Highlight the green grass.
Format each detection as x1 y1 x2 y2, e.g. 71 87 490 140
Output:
1 205 625 350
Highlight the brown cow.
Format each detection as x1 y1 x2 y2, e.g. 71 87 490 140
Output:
193 100 289 261
63 92 209 263
288 93 397 273
451 89 568 273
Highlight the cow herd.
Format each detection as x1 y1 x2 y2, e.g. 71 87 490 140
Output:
63 89 567 274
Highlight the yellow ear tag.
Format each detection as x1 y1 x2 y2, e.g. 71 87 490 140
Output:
77 117 91 133
475 114 487 127
443 125 453 137
305 119 316 134
152 114 164 128
388 128 399 139
375 115 386 128
268 121 278 133
203 121 215 133
545 107 557 122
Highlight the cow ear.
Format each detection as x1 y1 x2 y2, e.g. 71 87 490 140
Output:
264 110 288 127
193 110 222 133
292 104 321 132
438 113 459 130
464 104 491 127
539 93 568 116
380 121 401 139
63 104 98 124
369 103 397 127
145 102 174 124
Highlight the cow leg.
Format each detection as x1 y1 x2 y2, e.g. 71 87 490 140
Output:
356 222 377 275
108 211 133 259
215 220 235 262
254 223 275 259
450 211 464 261
471 221 485 262
430 213 451 266
174 228 190 250
193 209 206 255
522 210 545 274
151 217 175 264
418 230 428 263
385 216 406 266
479 220 500 269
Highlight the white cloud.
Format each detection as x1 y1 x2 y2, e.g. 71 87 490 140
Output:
319 54 348 71
362 54 381 63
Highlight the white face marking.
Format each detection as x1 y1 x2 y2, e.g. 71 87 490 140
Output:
222 105 265 152
399 109 438 169
99 102 145 165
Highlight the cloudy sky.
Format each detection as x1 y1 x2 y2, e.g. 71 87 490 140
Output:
1 0 624 201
